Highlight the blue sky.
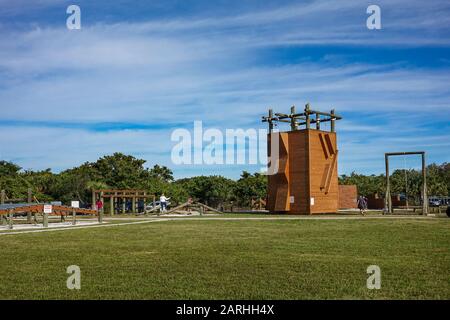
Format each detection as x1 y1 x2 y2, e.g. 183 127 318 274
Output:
0 0 449 179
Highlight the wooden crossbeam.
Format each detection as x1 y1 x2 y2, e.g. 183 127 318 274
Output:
0 204 97 216
263 104 342 132
318 133 329 159
324 134 335 155
324 150 338 194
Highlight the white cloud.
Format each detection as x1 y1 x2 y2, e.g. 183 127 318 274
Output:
0 0 449 176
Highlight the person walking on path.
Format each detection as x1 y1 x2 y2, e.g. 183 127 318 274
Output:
357 196 367 216
160 194 170 213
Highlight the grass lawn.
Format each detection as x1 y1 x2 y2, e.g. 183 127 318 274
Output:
0 217 449 299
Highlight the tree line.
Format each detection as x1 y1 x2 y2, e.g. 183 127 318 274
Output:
339 163 449 203
0 153 266 208
0 152 448 208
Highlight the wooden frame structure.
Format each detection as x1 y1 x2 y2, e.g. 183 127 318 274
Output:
0 203 98 229
262 104 342 214
262 103 342 133
1 188 37 223
161 200 222 215
92 189 152 215
385 151 428 215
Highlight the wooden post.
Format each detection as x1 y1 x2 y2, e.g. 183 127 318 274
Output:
8 209 13 229
1 190 5 204
422 153 428 215
98 208 103 223
43 212 48 228
91 190 96 210
114 192 118 215
290 106 297 131
315 113 320 130
110 196 114 216
132 192 137 213
330 109 335 132
305 104 311 129
385 154 392 214
72 209 76 225
268 109 274 133
100 191 104 216
26 188 32 223
122 197 126 214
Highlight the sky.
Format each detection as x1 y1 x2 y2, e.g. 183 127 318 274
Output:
0 0 449 179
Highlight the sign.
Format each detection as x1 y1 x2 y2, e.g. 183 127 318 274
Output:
290 196 295 204
310 197 315 206
43 205 53 214
71 201 80 208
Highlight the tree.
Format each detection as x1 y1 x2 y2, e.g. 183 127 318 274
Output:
233 171 267 206
148 164 174 182
49 163 100 205
22 169 55 202
0 161 21 176
175 175 235 207
93 153 150 189
339 172 384 196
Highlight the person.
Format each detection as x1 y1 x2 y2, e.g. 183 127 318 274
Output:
357 195 367 216
95 199 103 213
160 194 170 213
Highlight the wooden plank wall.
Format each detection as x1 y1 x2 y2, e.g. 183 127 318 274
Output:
267 129 339 214
308 130 339 214
267 132 290 212
287 130 309 214
338 185 358 209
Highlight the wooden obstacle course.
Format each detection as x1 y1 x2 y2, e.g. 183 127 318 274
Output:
263 104 342 214
148 200 223 215
0 203 98 229
384 152 428 215
92 189 153 215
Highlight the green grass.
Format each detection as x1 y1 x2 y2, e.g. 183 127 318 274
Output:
0 218 449 299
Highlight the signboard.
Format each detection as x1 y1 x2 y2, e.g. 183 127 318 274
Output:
43 205 53 214
71 201 80 208
310 197 315 206
290 196 295 204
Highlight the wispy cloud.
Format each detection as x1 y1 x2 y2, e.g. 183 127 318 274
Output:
0 0 449 177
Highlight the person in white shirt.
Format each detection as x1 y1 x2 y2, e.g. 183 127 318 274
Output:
160 194 170 213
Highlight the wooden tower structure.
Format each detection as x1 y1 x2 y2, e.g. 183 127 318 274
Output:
262 104 342 214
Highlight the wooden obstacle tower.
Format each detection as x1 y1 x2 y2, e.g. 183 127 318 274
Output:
262 104 342 214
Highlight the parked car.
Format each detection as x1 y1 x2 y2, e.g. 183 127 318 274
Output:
145 201 171 211
429 200 441 207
